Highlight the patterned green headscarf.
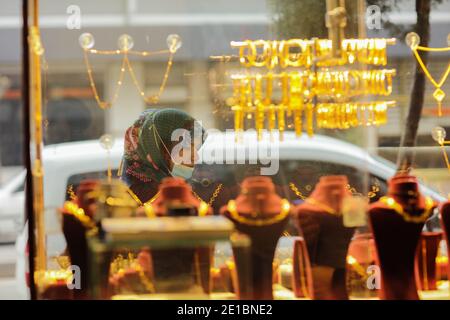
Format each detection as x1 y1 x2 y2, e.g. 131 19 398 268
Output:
120 108 204 191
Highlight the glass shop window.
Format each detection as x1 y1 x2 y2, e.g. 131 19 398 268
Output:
43 73 105 145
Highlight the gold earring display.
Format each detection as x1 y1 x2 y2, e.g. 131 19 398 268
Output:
406 32 450 117
79 33 181 109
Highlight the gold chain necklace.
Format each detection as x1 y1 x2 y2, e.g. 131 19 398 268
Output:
227 199 291 226
128 186 216 217
289 182 338 214
407 33 450 116
192 183 223 207
379 196 435 224
80 33 180 109
289 181 380 200
289 182 307 200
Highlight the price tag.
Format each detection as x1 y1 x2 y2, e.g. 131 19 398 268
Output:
342 196 368 227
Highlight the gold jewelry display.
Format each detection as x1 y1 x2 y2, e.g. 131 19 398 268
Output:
288 182 307 200
316 101 394 129
62 201 96 229
223 36 396 140
127 183 221 218
79 33 182 109
227 199 291 226
289 181 380 201
406 32 450 117
379 196 435 224
231 38 395 69
126 188 160 218
110 253 155 293
192 183 224 207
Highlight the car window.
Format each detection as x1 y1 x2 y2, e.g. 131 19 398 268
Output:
192 160 389 214
13 180 25 193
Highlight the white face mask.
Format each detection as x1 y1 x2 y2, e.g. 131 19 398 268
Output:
171 163 194 180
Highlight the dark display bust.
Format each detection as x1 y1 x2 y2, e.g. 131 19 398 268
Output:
151 177 211 216
149 177 212 293
440 202 450 281
415 231 442 291
293 175 354 300
220 176 290 300
368 174 436 300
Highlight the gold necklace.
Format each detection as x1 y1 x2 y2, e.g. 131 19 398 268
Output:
63 201 95 228
288 182 340 215
379 196 435 224
192 183 223 207
126 188 160 218
406 33 450 116
289 182 307 200
226 199 291 226
79 33 181 109
128 186 215 217
289 181 380 200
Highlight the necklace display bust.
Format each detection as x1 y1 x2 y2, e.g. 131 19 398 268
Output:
293 175 354 300
368 174 436 300
220 176 291 300
440 202 450 282
148 177 212 294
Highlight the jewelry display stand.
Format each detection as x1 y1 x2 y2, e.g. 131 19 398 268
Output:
293 175 354 300
143 178 213 294
346 232 378 299
415 231 443 291
61 180 99 299
368 174 436 299
220 176 291 300
440 202 450 281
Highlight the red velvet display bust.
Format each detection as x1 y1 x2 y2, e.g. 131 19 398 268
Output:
148 177 213 293
293 175 354 300
440 202 450 281
61 179 100 299
220 176 291 300
151 177 212 216
368 174 436 300
415 231 442 291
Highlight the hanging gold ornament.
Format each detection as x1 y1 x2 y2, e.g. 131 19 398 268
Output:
406 32 450 117
219 0 397 142
79 33 182 109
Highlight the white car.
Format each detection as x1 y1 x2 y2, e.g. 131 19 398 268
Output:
13 131 446 298
0 171 26 243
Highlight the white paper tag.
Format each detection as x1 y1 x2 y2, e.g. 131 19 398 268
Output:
342 196 368 227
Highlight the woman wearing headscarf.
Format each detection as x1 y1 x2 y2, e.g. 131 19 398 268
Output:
119 108 205 205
